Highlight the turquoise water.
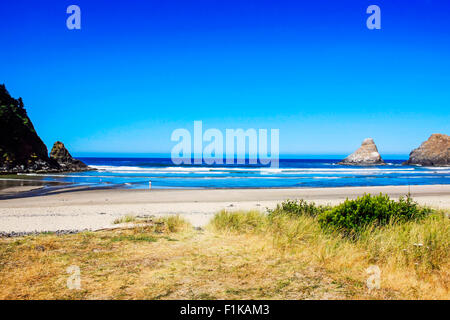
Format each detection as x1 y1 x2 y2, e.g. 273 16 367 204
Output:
16 157 450 189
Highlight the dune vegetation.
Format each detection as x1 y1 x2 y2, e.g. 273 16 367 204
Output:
211 196 449 299
0 194 448 300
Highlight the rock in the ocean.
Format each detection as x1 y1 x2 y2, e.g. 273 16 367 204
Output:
339 138 385 166
404 134 450 166
0 84 60 173
50 141 89 171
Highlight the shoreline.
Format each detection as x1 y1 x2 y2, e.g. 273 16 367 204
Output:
2 179 450 194
0 184 449 234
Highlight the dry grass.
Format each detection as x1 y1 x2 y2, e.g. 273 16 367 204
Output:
211 209 450 299
0 215 348 300
0 208 448 300
113 214 188 233
113 214 137 224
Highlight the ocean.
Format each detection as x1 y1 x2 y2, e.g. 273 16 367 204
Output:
17 157 450 189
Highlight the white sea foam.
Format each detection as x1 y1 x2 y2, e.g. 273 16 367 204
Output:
22 173 114 179
90 165 419 175
14 162 450 190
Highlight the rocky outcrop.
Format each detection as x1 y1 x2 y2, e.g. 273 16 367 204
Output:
339 138 385 166
50 141 89 171
0 84 91 174
404 134 450 166
0 84 60 173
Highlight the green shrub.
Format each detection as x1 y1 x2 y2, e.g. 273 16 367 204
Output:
268 199 330 218
318 193 432 235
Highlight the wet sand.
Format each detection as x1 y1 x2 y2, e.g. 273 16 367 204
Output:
0 185 449 233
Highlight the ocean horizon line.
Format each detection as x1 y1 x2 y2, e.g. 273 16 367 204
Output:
72 154 411 161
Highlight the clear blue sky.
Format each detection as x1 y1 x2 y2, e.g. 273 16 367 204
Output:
1 0 449 157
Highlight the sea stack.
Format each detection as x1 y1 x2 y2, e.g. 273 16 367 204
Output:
50 141 89 171
404 134 450 166
339 138 385 166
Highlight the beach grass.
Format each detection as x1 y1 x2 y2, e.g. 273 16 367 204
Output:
210 205 449 299
113 214 137 224
0 200 448 300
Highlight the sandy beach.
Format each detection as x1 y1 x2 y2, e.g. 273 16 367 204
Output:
0 184 449 233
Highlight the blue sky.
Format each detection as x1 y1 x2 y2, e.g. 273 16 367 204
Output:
1 0 449 158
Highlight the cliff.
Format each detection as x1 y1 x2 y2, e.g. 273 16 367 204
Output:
404 134 450 166
0 84 89 173
0 84 59 173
